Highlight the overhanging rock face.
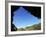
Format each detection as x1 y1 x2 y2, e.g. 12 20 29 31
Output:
11 6 41 19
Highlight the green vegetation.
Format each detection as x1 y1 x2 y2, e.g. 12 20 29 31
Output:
25 23 41 30
15 23 41 31
17 28 25 31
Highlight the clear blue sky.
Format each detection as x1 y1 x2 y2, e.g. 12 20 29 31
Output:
13 7 41 28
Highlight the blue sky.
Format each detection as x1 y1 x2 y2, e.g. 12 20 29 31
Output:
13 7 41 28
